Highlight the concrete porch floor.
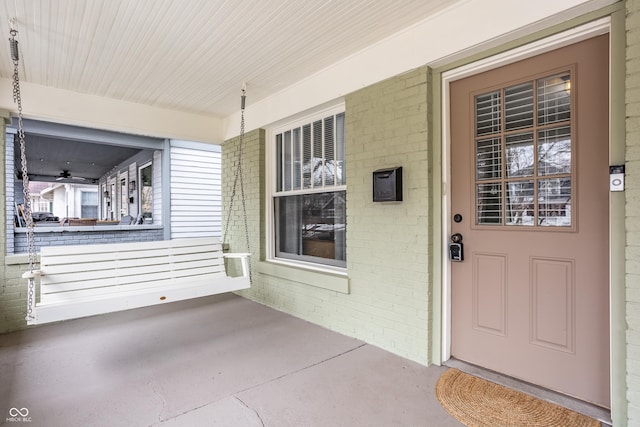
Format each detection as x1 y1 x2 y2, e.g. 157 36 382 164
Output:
0 294 463 427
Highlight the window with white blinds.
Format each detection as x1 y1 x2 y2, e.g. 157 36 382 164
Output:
273 109 346 268
475 71 573 228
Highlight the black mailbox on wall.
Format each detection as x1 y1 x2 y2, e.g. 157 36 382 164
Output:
373 167 403 202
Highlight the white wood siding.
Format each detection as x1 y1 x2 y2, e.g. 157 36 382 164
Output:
153 150 163 224
170 146 221 239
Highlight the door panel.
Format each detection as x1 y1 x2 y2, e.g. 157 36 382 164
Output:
531 257 574 352
450 34 610 407
473 253 507 335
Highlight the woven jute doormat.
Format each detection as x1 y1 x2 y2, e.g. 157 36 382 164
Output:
436 368 600 427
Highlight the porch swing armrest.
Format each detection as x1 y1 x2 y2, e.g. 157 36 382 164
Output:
223 253 251 277
22 270 43 279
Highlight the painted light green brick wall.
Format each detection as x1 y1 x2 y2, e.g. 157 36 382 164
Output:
231 67 433 364
343 66 431 363
1 261 30 333
628 0 640 423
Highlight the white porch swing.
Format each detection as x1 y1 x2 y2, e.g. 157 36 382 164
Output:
10 21 252 325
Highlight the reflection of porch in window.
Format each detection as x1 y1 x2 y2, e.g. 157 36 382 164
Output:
277 191 346 266
6 120 166 254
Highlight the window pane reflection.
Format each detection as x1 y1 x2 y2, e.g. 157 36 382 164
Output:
538 178 572 226
506 180 534 226
505 82 533 131
476 138 501 180
538 127 571 176
506 133 534 178
538 73 571 125
476 91 501 136
276 191 346 266
477 183 502 224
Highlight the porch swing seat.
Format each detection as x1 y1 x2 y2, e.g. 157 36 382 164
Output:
24 237 250 325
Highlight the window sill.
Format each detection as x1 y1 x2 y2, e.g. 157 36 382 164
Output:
5 253 34 265
256 260 349 294
14 224 162 233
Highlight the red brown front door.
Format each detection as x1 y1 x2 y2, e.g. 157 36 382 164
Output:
449 34 610 407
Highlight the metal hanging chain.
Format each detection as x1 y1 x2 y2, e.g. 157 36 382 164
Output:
10 19 37 321
222 87 251 278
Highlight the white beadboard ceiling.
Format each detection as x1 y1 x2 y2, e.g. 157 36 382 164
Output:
0 0 459 118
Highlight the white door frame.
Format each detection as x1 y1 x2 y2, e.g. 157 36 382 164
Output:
440 18 611 362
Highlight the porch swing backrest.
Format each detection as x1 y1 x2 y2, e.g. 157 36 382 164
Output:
30 237 250 324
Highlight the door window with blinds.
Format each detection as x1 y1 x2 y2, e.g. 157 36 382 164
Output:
474 69 574 228
273 108 346 268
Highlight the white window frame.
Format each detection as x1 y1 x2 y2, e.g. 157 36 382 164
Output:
266 102 346 273
138 161 153 222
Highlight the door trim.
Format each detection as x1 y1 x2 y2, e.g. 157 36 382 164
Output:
440 15 611 383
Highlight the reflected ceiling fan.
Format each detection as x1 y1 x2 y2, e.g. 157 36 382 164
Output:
21 169 97 183
55 170 87 181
